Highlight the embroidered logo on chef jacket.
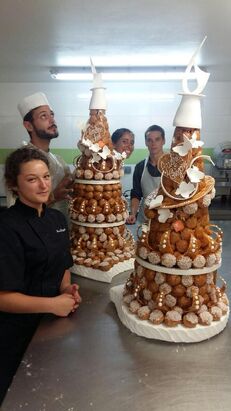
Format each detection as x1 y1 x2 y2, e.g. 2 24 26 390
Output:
56 228 66 233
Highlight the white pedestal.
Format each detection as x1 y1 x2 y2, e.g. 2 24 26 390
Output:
71 258 134 283
110 284 229 343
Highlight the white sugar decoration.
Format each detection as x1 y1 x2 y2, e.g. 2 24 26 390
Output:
187 165 205 183
80 136 112 160
81 137 92 148
99 145 111 159
175 181 195 198
172 135 192 157
182 36 210 95
158 208 173 223
149 195 164 209
121 151 127 159
91 143 101 153
141 223 149 233
89 58 107 110
113 150 127 160
190 131 204 148
91 152 101 163
90 58 104 88
190 154 215 168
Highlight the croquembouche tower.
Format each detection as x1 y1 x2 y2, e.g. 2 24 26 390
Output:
70 63 135 282
110 39 229 342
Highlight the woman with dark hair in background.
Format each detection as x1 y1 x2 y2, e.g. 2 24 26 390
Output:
111 128 135 209
0 146 81 404
111 128 135 159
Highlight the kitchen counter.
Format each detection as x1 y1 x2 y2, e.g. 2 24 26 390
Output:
2 221 231 411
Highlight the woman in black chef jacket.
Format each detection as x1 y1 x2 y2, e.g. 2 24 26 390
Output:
0 146 81 404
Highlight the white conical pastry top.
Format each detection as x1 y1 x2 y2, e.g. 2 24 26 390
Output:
89 59 107 110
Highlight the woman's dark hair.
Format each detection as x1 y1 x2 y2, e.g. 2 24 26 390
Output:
111 128 134 144
145 124 165 141
5 146 49 191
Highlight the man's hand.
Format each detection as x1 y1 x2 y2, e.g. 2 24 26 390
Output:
126 214 136 224
52 175 74 202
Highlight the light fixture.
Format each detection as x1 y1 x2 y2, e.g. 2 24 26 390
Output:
77 92 175 101
50 66 201 81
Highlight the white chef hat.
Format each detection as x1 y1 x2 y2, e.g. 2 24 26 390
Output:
18 92 51 119
173 37 210 129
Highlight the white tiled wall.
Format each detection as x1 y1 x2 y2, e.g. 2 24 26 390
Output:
0 79 230 194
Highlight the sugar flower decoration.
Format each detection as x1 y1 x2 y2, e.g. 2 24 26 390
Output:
99 145 111 159
175 181 195 198
149 195 164 209
172 135 192 157
81 137 92 148
113 150 127 160
90 143 101 153
141 223 150 233
91 152 101 163
158 208 173 223
187 165 205 183
121 151 127 159
190 131 204 148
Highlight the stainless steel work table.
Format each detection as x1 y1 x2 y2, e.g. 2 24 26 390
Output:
2 221 231 411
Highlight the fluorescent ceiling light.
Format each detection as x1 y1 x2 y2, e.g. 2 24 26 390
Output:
77 92 175 101
50 67 200 81
57 52 195 67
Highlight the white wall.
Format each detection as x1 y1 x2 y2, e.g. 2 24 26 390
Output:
0 80 230 194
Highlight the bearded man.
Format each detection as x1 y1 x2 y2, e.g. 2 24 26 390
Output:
14 92 73 219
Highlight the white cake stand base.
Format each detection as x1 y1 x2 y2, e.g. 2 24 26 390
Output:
110 284 229 343
71 258 134 283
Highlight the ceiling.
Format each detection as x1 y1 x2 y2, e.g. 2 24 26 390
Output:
0 0 230 83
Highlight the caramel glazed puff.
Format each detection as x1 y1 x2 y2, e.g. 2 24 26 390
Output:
70 183 128 224
74 155 124 181
123 263 229 328
70 224 135 271
140 194 222 271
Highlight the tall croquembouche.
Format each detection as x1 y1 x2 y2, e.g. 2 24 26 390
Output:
70 64 135 282
110 39 229 342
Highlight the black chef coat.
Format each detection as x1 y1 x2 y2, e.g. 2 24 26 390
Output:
0 199 73 404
